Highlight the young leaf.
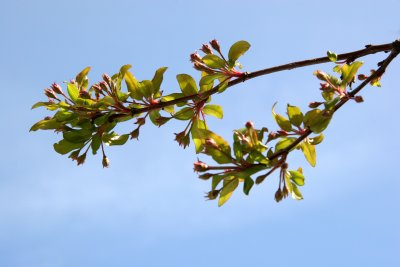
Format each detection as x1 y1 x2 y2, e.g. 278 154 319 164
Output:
53 139 84 155
287 104 303 127
138 80 154 98
327 51 337 63
152 67 168 94
291 183 303 200
191 118 207 153
272 103 292 132
274 137 296 153
125 71 143 100
75 66 91 87
309 134 324 145
67 83 79 102
202 54 226 69
304 109 332 134
199 73 226 86
30 118 62 132
218 178 239 207
341 61 364 86
288 170 305 186
176 74 198 96
301 140 316 167
106 134 129 146
63 129 93 143
203 104 223 119
228 40 251 66
91 134 102 155
243 177 254 195
173 107 194 120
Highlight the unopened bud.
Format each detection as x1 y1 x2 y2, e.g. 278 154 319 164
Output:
99 81 109 92
130 128 140 140
277 130 288 136
135 117 146 126
245 121 254 129
51 83 63 94
68 150 80 161
44 88 58 100
190 52 203 63
193 161 209 172
354 95 364 103
267 132 278 142
205 190 220 200
275 188 283 202
358 74 368 81
77 153 87 166
193 62 214 74
198 173 213 180
200 44 213 54
102 73 112 87
308 101 323 108
102 156 110 168
282 185 289 198
79 90 91 99
210 39 221 51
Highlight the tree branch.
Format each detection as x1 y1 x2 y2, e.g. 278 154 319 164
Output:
268 39 400 161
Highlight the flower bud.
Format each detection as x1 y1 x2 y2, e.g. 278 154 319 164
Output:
267 132 278 142
102 156 110 168
198 173 213 180
308 101 323 108
358 74 368 81
275 188 283 202
102 73 112 87
44 88 58 100
193 161 209 172
130 128 140 140
282 185 289 198
210 39 221 52
354 95 364 103
190 52 203 63
277 130 288 136
51 83 63 94
68 150 80 161
193 62 214 74
205 190 220 200
200 44 213 54
77 153 87 166
99 81 109 92
245 121 254 129
135 117 146 126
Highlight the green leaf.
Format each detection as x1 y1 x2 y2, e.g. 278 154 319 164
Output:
203 104 223 119
152 67 168 94
63 129 93 143
67 83 79 102
119 64 132 77
304 109 332 134
228 40 251 66
104 133 129 146
138 80 153 98
30 118 62 132
291 183 303 200
53 139 84 155
173 107 194 120
217 79 229 93
309 134 324 145
55 110 76 122
199 73 226 86
243 177 254 195
341 61 364 86
91 134 102 155
75 66 91 87
202 54 226 69
176 74 198 96
125 71 143 100
275 137 296 153
218 178 239 207
272 103 292 131
191 118 207 153
287 104 303 127
327 51 337 63
31 101 52 109
301 140 316 167
288 170 305 186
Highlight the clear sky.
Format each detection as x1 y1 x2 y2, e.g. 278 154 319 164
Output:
1 0 399 266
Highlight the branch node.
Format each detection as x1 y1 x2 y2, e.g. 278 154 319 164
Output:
392 39 400 52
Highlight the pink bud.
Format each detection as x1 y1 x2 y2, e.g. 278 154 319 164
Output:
193 161 209 172
210 39 221 51
51 83 63 94
200 44 213 54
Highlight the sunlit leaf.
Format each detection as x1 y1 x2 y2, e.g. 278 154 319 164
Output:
287 104 303 127
341 61 364 86
67 83 79 102
152 67 168 94
301 140 316 167
228 40 251 66
272 103 292 131
202 54 226 69
203 104 223 119
218 178 239 207
53 139 84 155
176 74 198 96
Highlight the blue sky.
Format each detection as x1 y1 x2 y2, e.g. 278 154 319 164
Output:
1 0 400 266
